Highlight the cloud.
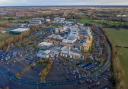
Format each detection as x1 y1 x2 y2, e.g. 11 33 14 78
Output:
99 0 128 5
0 0 127 6
0 0 13 4
0 0 28 5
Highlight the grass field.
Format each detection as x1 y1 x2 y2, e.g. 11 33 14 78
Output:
0 17 30 26
104 28 128 89
104 28 128 46
79 18 128 28
0 20 8 25
0 33 10 43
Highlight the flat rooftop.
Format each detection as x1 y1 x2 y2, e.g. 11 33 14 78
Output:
10 28 29 32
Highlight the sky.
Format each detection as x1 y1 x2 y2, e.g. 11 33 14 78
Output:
0 0 128 6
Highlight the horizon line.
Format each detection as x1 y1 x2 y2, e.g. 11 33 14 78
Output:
0 5 128 7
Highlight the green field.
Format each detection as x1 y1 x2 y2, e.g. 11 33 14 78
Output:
0 33 10 43
0 17 30 26
105 28 128 46
79 18 128 28
104 28 128 88
0 20 8 25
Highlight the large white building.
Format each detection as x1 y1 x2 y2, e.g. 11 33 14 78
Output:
62 26 79 44
37 46 61 59
37 41 61 59
60 46 82 59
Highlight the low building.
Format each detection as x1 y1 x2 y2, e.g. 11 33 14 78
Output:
9 28 30 35
48 34 63 40
37 46 61 59
37 42 54 59
64 21 75 26
54 17 65 23
46 18 51 23
29 18 44 26
19 24 28 28
38 42 53 50
50 47 61 58
60 46 82 59
37 50 51 59
38 42 53 47
54 28 60 34
53 27 68 34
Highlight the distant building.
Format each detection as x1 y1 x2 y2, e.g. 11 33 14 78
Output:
38 42 53 47
54 27 68 34
9 28 30 35
54 17 65 23
48 34 63 40
38 42 53 50
46 18 51 23
0 12 8 16
19 24 28 28
29 18 44 26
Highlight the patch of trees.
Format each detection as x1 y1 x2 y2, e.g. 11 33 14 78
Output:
0 26 41 51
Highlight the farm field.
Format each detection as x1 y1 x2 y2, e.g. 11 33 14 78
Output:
104 28 128 88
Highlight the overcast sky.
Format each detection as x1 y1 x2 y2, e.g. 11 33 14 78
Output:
0 0 128 6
